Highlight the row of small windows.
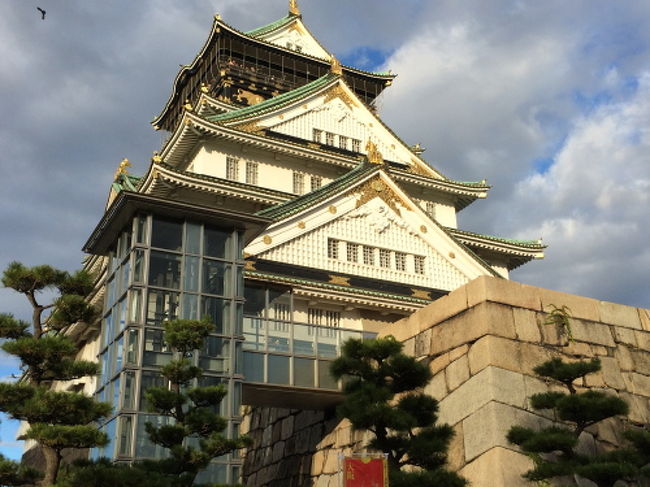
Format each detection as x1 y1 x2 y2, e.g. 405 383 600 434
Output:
327 239 426 274
313 129 361 152
226 157 259 185
293 172 322 195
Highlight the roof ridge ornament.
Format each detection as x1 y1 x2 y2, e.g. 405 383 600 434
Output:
289 0 300 16
330 54 343 75
365 140 384 165
114 158 131 180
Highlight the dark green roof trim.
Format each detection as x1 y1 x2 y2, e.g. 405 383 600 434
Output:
256 163 379 220
447 227 546 249
244 270 431 305
246 14 296 38
388 168 489 189
208 73 337 124
112 174 141 194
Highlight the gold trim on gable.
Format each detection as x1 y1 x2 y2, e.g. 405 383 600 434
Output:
348 176 407 216
323 85 357 108
233 122 264 134
328 275 351 286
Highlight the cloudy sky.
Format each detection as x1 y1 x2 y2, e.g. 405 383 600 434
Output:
1 0 649 459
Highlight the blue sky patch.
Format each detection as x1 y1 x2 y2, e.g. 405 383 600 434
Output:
340 46 393 72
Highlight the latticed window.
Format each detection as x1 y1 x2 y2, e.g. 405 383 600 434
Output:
351 139 361 152
425 202 436 219
325 132 335 146
246 161 258 185
311 175 322 191
226 157 239 181
293 172 305 194
307 308 323 325
414 255 426 274
379 249 391 268
395 252 406 271
338 135 348 150
346 243 358 262
328 238 340 259
313 129 322 143
363 246 375 265
324 310 341 327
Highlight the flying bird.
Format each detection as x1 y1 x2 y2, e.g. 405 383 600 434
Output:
37 7 46 20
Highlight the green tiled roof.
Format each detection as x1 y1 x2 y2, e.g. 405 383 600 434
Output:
448 227 545 249
112 174 141 194
246 15 296 38
208 73 337 124
257 163 379 220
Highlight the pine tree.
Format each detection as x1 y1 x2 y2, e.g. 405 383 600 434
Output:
507 357 648 486
330 336 466 487
0 262 112 486
142 318 250 487
0 452 42 486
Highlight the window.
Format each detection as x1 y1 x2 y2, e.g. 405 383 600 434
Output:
311 175 322 191
351 139 361 152
363 246 375 266
293 172 305 195
395 252 406 271
327 238 339 259
312 129 322 143
346 242 358 262
425 202 436 219
325 132 335 146
226 157 239 181
379 249 391 268
246 161 258 185
308 308 323 325
338 135 348 150
414 255 426 275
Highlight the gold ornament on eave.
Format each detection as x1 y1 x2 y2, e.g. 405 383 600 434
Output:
114 158 131 179
365 140 384 165
289 0 300 15
330 54 343 75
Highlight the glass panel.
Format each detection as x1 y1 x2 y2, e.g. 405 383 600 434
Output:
243 284 265 317
117 298 127 334
106 277 116 309
129 288 142 324
181 294 199 320
118 415 133 456
268 355 290 385
198 376 226 416
135 414 172 458
234 303 243 335
268 288 291 321
148 251 181 289
199 337 230 373
183 256 200 292
143 328 171 367
140 372 166 412
102 312 113 348
126 329 139 365
135 214 147 244
122 371 136 409
102 418 117 460
318 360 338 390
243 352 264 383
151 217 182 251
185 222 201 254
202 260 228 296
202 297 230 335
121 258 130 293
232 381 242 417
195 462 228 485
204 226 232 259
293 323 314 356
267 320 289 353
114 335 124 373
133 249 145 283
112 376 121 410
236 266 244 298
243 317 264 351
235 342 242 375
317 326 338 358
146 290 179 325
294 358 315 388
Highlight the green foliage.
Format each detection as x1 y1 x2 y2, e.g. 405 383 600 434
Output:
0 453 43 486
1 261 108 486
53 459 171 487
508 357 644 487
544 304 573 341
331 336 466 486
143 319 250 487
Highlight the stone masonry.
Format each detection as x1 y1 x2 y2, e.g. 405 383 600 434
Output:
242 276 650 486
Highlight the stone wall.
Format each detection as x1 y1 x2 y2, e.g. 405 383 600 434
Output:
241 276 650 486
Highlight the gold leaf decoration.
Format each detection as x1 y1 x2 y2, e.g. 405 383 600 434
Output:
411 289 431 300
263 235 272 245
234 122 264 134
328 275 351 286
323 85 357 108
366 140 384 165
348 176 404 216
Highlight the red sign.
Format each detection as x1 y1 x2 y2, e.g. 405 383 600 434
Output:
343 457 388 487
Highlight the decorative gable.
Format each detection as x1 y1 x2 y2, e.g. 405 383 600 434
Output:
255 18 331 60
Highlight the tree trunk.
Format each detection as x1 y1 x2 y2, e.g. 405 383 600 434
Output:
40 446 61 486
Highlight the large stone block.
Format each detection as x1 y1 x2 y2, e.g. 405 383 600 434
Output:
409 285 469 331
600 357 625 390
513 308 542 343
459 446 535 487
635 330 650 350
446 355 470 391
424 371 447 400
538 287 601 322
570 319 615 347
466 276 542 311
430 302 516 356
462 401 551 461
639 308 650 332
447 422 465 471
622 372 650 396
599 301 642 329
438 366 528 426
468 335 553 377
613 326 637 346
